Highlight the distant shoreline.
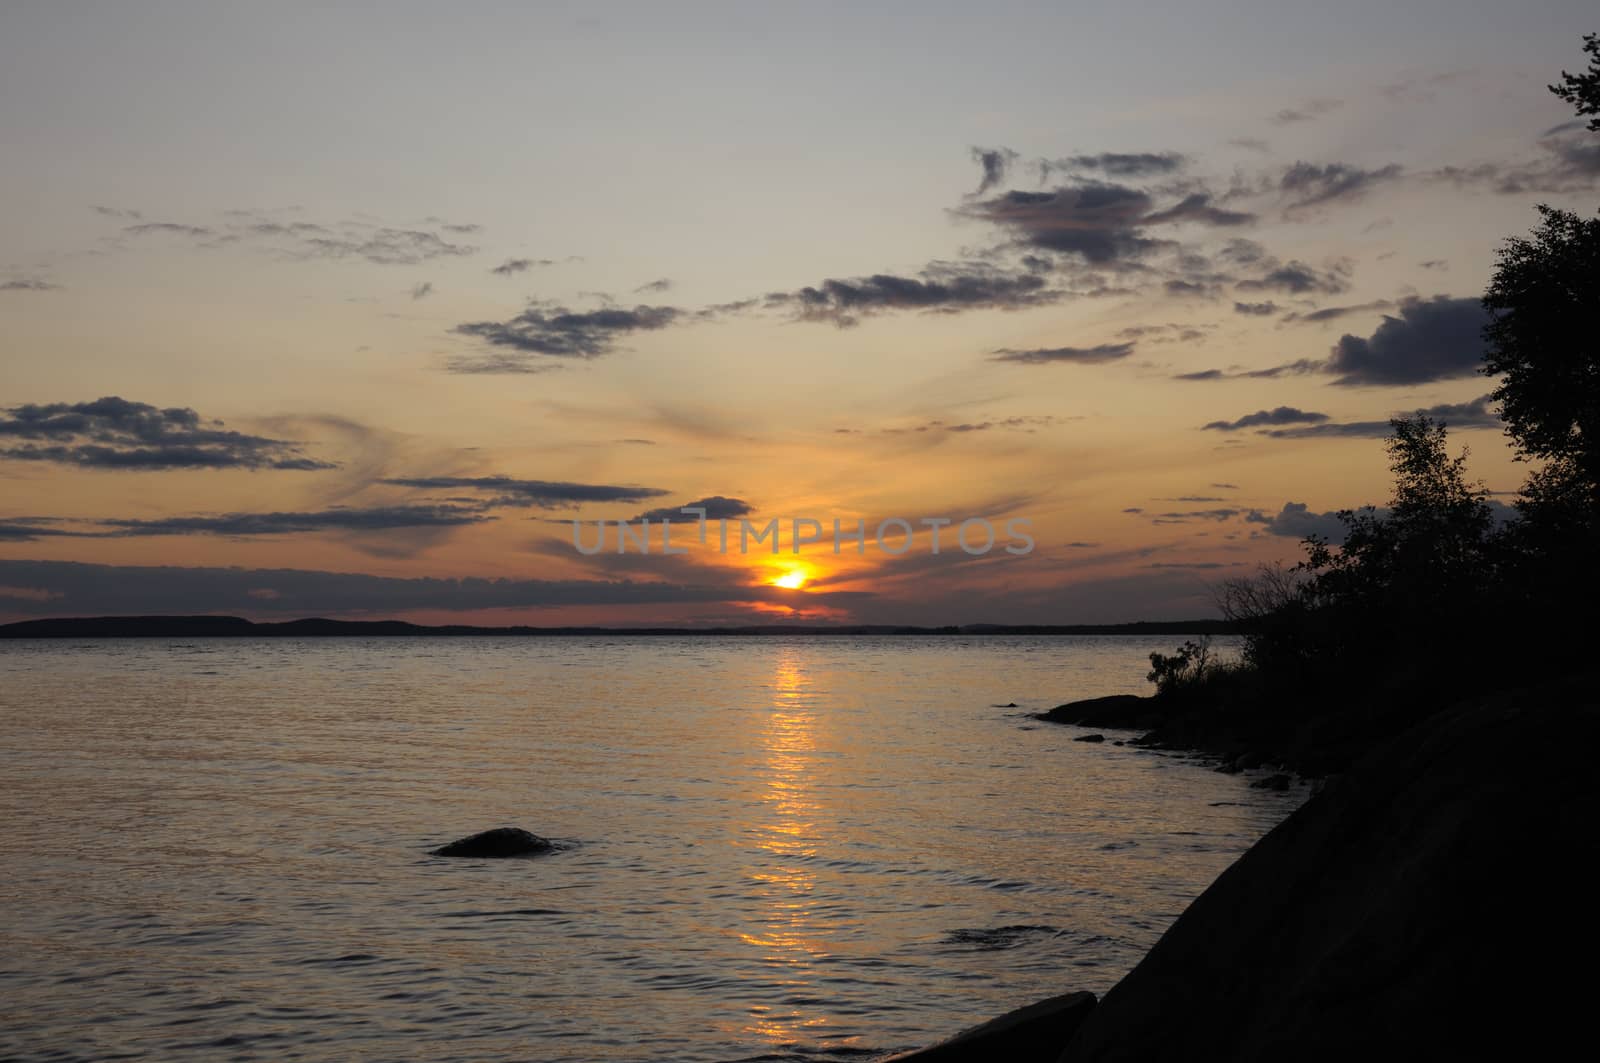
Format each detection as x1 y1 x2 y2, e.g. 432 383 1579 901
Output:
0 615 1238 639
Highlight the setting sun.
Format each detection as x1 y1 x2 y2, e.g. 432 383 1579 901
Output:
773 570 807 590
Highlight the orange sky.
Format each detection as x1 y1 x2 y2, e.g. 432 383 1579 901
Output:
2 4 1593 625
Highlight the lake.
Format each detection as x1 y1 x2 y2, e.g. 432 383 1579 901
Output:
0 636 1296 1061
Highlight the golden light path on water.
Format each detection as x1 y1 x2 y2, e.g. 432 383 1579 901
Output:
740 649 836 1048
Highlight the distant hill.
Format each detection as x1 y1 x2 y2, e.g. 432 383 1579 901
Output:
0 615 1238 639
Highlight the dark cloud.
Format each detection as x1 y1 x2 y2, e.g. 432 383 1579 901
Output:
1281 299 1394 325
1279 161 1404 212
92 205 142 219
1 279 61 292
451 303 681 362
0 397 333 471
1202 406 1330 431
1233 301 1279 316
125 221 212 238
1172 358 1323 382
971 146 1020 195
1246 502 1360 539
1323 295 1486 386
956 183 1163 264
96 505 491 538
1142 193 1256 227
0 559 870 617
629 496 753 523
1041 152 1188 179
490 257 557 276
380 475 669 509
0 520 87 542
990 342 1134 365
120 215 476 265
1430 123 1600 195
410 281 434 300
634 278 673 294
1235 259 1351 295
1270 98 1344 125
775 262 1059 327
1258 394 1501 438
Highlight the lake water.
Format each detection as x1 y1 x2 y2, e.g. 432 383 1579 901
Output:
0 636 1297 1062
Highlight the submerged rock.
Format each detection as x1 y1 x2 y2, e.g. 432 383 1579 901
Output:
878 990 1095 1062
431 827 555 858
1074 733 1106 743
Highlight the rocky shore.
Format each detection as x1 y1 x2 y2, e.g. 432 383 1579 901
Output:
887 678 1598 1060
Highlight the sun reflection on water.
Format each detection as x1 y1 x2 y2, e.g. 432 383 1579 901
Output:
736 650 854 1050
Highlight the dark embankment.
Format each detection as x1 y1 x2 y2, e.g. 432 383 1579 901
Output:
1051 678 1597 1061
894 679 1598 1061
1039 671 1488 777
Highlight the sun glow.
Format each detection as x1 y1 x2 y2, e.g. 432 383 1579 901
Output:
773 570 807 589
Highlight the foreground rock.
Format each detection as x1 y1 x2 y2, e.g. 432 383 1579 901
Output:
431 827 555 858
876 992 1095 1062
1036 694 1155 729
1054 681 1599 1062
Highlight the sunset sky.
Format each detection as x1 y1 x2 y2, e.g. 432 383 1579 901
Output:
3 0 1597 625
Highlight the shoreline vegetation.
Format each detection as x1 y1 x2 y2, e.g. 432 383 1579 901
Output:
889 36 1600 1060
0 616 1237 638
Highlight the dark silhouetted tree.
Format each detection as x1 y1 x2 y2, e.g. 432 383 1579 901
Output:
1550 32 1600 131
1482 207 1600 512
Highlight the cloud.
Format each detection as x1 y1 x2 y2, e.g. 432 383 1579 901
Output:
1040 152 1189 179
1430 122 1600 195
1245 501 1359 539
451 303 682 362
379 475 668 509
971 146 1020 195
0 397 334 471
0 559 872 617
1 279 60 292
1235 259 1351 295
956 183 1164 264
95 505 492 537
629 495 753 523
125 221 212 238
1280 299 1394 325
1172 358 1323 382
1279 161 1404 212
410 281 434 300
0 520 88 542
490 257 557 275
1270 98 1344 125
990 342 1134 365
1257 394 1501 438
1322 295 1486 386
1141 193 1257 227
1202 406 1329 431
634 278 673 294
774 261 1059 327
119 215 476 265
1233 301 1279 316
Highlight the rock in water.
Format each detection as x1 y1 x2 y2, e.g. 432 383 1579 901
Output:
1074 733 1107 743
431 827 554 858
878 991 1095 1062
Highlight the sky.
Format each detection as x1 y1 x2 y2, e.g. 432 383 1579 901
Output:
2 0 1597 626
